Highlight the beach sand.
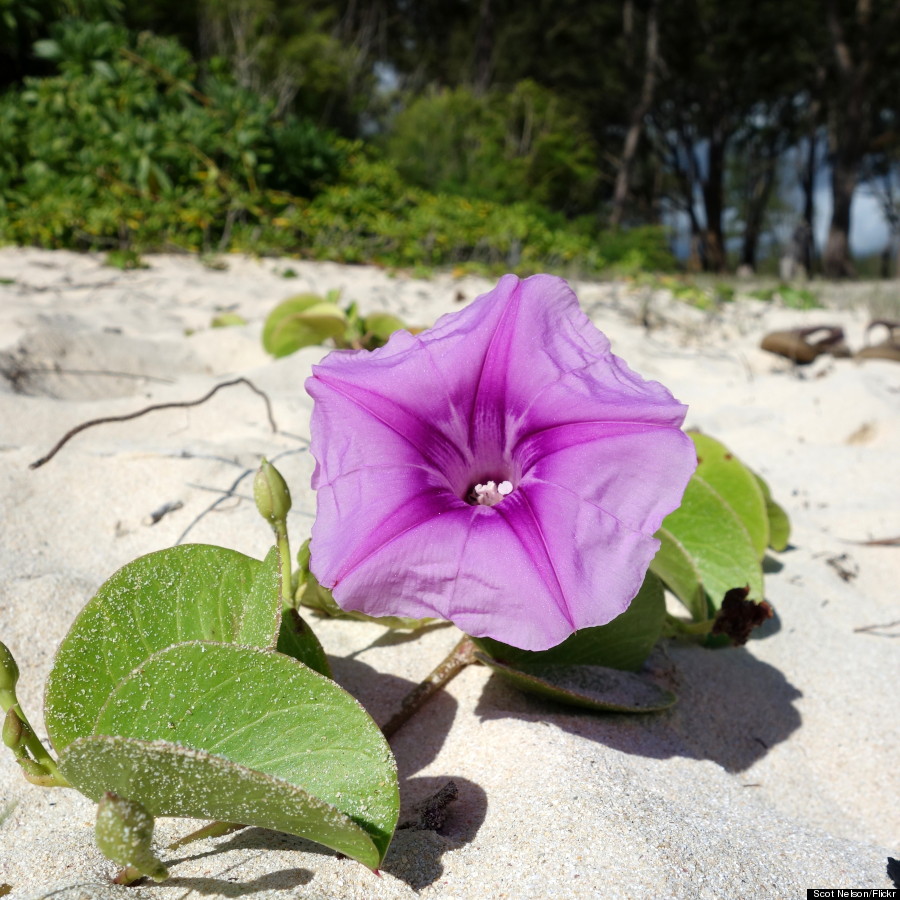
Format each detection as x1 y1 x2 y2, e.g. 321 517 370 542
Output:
0 248 897 899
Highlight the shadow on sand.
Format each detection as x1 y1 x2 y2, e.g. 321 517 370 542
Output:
475 637 802 773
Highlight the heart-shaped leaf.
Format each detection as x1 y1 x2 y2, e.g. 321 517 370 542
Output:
77 641 397 865
474 571 665 672
362 312 406 348
650 527 707 620
45 545 281 751
60 734 385 869
652 474 763 619
262 295 347 357
752 472 791 551
474 654 675 713
690 432 769 558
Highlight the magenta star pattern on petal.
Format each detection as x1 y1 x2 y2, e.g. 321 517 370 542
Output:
305 274 697 651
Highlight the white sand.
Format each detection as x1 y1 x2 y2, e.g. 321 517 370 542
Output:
0 248 897 899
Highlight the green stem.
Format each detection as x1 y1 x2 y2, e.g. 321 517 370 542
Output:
112 865 143 886
112 821 246 885
167 820 245 851
664 613 714 638
275 522 294 611
1 692 68 787
381 635 477 740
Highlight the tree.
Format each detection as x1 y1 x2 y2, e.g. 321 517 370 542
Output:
610 0 660 228
822 0 900 278
651 0 816 272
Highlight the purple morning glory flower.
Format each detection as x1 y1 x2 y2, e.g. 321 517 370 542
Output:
305 275 696 651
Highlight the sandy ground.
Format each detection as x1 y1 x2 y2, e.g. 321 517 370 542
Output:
0 248 897 899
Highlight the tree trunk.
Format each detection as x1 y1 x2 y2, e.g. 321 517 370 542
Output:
823 151 858 278
821 0 881 279
701 132 727 272
800 130 818 274
610 0 659 229
740 146 778 270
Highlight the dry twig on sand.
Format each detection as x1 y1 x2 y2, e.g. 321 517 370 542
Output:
29 377 276 469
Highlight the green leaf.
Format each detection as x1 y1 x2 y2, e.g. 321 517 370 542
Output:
45 545 281 751
652 475 763 619
752 472 791 551
262 295 347 357
690 432 769 558
474 654 675 713
60 735 385 869
277 608 332 678
87 641 397 865
362 312 406 347
650 527 707 620
473 571 666 672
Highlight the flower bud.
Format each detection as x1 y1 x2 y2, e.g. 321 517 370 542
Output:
254 458 292 525
3 707 24 752
0 640 19 695
96 792 168 882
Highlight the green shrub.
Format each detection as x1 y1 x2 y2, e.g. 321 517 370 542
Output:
275 154 607 273
593 225 678 274
0 21 675 276
384 81 600 216
0 19 342 250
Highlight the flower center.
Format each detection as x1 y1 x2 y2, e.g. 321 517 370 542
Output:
468 479 513 507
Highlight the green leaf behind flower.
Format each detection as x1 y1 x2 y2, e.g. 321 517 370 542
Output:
361 312 407 348
474 571 665 672
752 472 791 551
474 655 675 713
650 433 789 624
690 432 769 558
471 573 673 713
277 607 332 677
653 474 763 618
262 294 348 357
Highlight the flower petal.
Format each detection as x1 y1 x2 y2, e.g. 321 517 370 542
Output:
511 479 661 637
307 350 468 487
519 424 697 534
331 504 578 651
310 462 454 590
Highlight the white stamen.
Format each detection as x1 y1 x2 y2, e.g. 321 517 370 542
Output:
472 479 513 506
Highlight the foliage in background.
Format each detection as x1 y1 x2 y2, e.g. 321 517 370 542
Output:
2 1 899 276
0 21 675 275
0 20 345 251
749 283 821 309
384 81 600 216
0 0 121 87
279 155 675 273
